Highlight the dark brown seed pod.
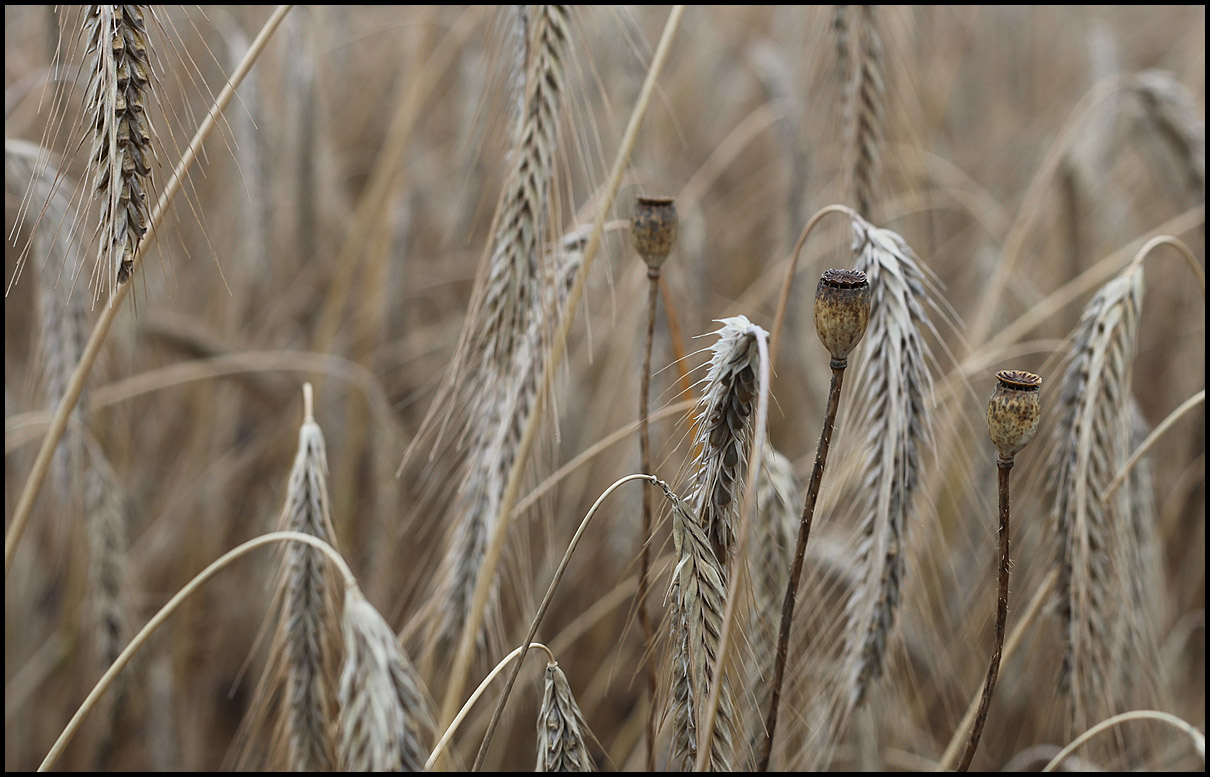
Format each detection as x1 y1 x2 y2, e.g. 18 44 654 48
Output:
813 269 871 363
986 370 1042 461
631 196 678 271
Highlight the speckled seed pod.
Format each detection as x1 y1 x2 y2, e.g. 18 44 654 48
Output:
814 269 871 362
632 196 678 270
986 370 1042 461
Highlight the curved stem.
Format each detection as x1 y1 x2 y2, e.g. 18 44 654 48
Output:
769 204 857 367
38 530 352 772
471 473 664 771
424 641 556 772
1127 234 1205 296
5 4 294 578
437 5 685 731
758 358 848 771
1041 710 1206 772
1106 389 1205 498
957 459 1014 771
637 271 661 772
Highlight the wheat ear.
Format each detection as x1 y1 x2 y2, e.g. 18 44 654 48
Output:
280 385 341 770
839 215 936 712
430 5 573 654
1049 266 1143 731
688 316 766 568
536 663 596 772
339 586 433 773
666 487 735 772
84 4 155 295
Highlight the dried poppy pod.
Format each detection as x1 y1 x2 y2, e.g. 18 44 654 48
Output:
986 370 1041 462
814 269 871 364
631 195 678 271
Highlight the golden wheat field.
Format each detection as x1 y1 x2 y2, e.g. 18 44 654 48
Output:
4 5 1206 772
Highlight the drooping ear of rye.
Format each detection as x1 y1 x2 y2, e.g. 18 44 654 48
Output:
840 213 937 716
1049 266 1147 731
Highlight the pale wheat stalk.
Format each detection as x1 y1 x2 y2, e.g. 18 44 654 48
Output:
535 663 596 772
84 4 155 297
1049 266 1144 731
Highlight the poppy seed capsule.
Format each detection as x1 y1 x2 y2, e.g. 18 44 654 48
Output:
632 196 678 270
814 269 871 363
986 370 1041 461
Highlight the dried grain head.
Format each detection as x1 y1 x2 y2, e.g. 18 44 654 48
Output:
631 195 678 271
986 370 1042 462
814 268 871 363
535 662 596 772
1048 266 1145 730
841 213 937 709
85 5 156 293
339 587 432 773
664 485 735 772
688 316 768 566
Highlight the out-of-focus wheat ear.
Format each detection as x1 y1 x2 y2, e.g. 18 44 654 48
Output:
745 447 801 730
842 214 937 709
441 4 571 415
81 434 130 767
688 316 766 567
339 586 433 773
665 488 735 771
84 5 156 296
1049 266 1144 731
433 230 585 655
278 385 341 771
1130 70 1206 202
845 5 884 217
8 142 91 505
535 662 596 772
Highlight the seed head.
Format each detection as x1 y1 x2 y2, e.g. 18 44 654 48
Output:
987 370 1042 462
814 269 871 363
632 196 678 271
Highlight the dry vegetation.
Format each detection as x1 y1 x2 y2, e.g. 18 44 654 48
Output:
4 5 1205 772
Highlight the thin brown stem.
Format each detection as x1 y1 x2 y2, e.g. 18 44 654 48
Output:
638 270 660 772
758 358 848 771
957 458 1014 771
